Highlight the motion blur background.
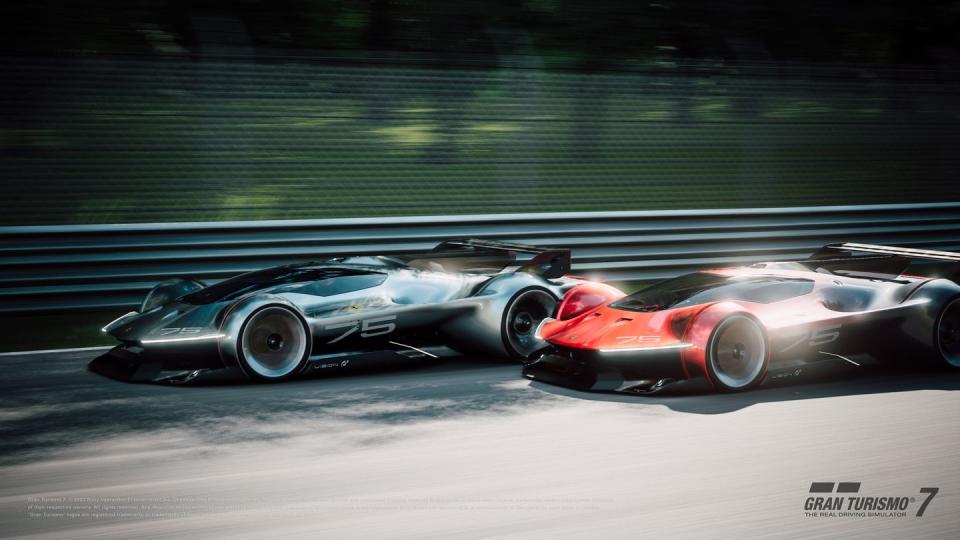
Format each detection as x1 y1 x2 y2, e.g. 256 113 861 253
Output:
2 0 959 225
3 8 960 537
2 1 960 350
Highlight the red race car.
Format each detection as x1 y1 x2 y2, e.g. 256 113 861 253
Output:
523 243 960 393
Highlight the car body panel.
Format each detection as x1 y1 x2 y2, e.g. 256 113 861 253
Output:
91 240 596 383
524 244 960 393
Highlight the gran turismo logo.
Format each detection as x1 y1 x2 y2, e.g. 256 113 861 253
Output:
804 482 939 518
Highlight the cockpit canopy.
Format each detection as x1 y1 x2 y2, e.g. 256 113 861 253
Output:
611 273 815 312
180 266 386 304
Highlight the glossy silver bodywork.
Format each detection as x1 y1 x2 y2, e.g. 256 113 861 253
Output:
96 253 586 382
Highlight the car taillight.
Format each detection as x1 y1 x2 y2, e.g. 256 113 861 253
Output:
556 282 626 320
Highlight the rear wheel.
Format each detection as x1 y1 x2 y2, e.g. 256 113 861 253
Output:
706 315 768 392
936 297 960 369
502 287 558 360
238 305 311 381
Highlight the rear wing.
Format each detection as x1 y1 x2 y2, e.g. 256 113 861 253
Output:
806 243 960 280
430 238 571 279
811 243 960 262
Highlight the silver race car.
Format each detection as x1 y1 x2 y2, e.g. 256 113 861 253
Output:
91 239 600 383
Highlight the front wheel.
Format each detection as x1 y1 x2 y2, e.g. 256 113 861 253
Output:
238 305 311 382
706 315 769 392
502 287 558 360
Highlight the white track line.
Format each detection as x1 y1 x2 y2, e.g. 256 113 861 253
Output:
0 345 112 356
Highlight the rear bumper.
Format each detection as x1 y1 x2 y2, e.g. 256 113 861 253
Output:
89 342 226 383
522 346 687 392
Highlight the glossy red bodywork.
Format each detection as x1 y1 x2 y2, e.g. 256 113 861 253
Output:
542 267 925 388
556 282 627 320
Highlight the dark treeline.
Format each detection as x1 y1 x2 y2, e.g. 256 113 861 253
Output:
1 1 958 69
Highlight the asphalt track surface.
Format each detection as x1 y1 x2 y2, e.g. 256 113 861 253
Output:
1 350 959 539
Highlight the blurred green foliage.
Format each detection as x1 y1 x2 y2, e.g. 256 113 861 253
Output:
0 1 958 225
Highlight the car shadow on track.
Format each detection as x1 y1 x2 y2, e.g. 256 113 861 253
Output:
183 355 960 417
528 363 960 415
3 350 959 466
0 352 536 466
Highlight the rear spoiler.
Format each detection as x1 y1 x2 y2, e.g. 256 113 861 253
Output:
432 239 571 279
805 243 959 280
810 243 960 262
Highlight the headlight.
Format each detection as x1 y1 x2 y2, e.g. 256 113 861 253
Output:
101 311 138 333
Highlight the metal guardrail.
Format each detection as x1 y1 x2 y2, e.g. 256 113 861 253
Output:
2 202 959 313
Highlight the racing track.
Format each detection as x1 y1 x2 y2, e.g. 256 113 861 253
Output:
1 350 959 539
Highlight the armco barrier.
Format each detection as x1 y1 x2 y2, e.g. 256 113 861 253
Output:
1 202 958 312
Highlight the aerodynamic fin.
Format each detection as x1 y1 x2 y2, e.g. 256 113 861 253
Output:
430 239 571 279
812 243 960 262
806 243 960 280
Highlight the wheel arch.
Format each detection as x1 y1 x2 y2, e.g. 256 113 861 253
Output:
217 294 310 373
681 302 769 389
440 273 560 358
899 279 960 367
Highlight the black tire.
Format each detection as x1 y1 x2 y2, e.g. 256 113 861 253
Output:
705 314 769 392
237 305 311 382
935 296 960 370
501 287 558 360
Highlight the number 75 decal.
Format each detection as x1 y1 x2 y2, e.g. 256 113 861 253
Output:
324 315 397 344
780 325 842 352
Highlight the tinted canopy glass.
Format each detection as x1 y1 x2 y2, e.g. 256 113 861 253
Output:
181 266 384 304
611 273 815 312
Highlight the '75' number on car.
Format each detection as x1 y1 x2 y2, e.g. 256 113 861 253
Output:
324 315 397 344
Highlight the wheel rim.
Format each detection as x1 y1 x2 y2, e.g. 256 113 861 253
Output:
938 298 960 367
241 307 308 379
505 289 557 358
711 316 766 389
